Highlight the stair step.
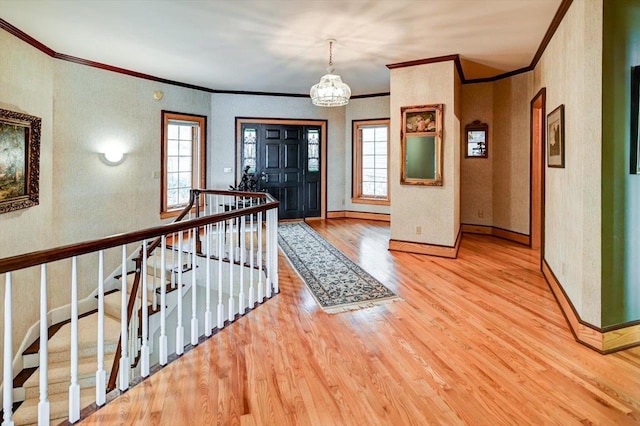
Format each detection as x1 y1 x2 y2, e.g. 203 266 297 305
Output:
22 352 116 399
45 315 120 364
12 386 95 426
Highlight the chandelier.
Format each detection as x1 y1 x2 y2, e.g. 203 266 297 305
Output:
310 39 351 107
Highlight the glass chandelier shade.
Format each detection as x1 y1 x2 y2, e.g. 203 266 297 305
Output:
310 40 351 107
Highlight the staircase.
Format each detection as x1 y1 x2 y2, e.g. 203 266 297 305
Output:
12 312 120 425
1 189 280 425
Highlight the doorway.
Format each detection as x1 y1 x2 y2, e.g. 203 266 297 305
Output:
236 119 327 220
530 88 546 265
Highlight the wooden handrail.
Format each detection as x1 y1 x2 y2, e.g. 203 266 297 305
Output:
0 191 278 274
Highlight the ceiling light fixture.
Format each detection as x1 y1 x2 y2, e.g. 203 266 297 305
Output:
310 39 351 107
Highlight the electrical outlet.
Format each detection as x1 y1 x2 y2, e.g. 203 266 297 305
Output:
152 171 160 179
415 225 422 235
478 209 484 218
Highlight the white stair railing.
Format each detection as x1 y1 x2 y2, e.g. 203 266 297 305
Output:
0 190 279 425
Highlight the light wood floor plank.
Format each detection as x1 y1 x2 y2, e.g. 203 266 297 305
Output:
80 219 640 425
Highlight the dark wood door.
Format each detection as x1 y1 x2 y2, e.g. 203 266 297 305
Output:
240 123 321 219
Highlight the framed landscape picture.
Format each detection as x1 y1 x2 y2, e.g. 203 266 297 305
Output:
547 104 565 168
0 108 41 214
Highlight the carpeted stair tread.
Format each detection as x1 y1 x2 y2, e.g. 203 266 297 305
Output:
46 315 120 363
22 352 116 399
11 387 95 426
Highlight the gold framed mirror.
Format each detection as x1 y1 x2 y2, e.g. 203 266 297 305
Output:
400 104 443 186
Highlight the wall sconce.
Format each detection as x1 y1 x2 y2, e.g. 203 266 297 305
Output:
100 149 126 166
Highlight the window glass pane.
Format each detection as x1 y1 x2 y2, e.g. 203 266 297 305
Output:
362 168 375 182
178 157 191 172
374 169 387 180
179 140 191 155
167 157 179 172
243 158 256 172
374 156 387 169
374 127 387 140
362 128 376 142
167 189 178 207
363 156 375 168
178 172 191 188
167 140 179 156
308 129 320 172
168 172 179 189
178 188 190 205
168 124 179 140
374 183 387 196
362 182 375 196
178 125 193 140
362 142 375 155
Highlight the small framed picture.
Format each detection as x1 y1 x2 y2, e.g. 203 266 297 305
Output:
631 65 640 174
547 104 565 168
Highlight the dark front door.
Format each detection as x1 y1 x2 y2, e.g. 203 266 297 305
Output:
240 123 321 219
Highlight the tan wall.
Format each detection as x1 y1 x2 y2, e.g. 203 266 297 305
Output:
389 61 460 246
492 72 533 235
0 30 54 374
534 0 603 326
0 28 212 370
460 82 493 226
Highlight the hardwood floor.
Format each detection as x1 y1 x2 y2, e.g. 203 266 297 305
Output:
80 219 640 425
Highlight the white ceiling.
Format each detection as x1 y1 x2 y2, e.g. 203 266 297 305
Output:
0 0 562 96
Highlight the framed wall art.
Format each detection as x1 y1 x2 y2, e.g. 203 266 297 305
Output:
0 108 41 214
547 104 565 168
400 104 443 185
464 120 488 158
631 65 640 174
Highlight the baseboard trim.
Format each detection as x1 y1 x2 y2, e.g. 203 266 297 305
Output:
461 223 530 246
327 210 391 222
388 228 462 259
542 259 640 353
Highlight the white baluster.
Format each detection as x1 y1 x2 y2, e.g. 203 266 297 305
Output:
205 224 212 337
257 211 264 303
217 219 224 329
190 231 198 346
265 210 272 299
141 241 150 377
239 214 246 314
171 233 176 289
176 233 184 355
3 273 14 426
119 246 129 391
249 199 255 308
69 257 80 423
159 236 168 366
152 250 158 311
228 216 235 322
270 208 279 294
96 251 106 406
37 264 50 425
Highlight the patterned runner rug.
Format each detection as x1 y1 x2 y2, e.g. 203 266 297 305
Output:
278 221 399 313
